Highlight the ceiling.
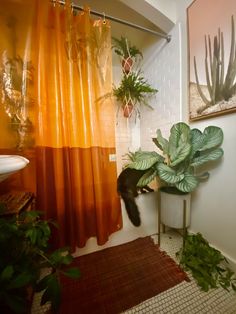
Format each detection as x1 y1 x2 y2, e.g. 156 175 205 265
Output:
73 0 174 39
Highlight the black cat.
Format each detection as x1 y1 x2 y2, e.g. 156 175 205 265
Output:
117 168 154 227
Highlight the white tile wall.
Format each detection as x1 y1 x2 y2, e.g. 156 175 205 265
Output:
140 23 182 151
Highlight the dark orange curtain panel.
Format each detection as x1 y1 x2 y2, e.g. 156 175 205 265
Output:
0 0 122 248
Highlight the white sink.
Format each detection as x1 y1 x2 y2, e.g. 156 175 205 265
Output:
0 155 29 182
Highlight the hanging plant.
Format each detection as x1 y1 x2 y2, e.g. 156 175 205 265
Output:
112 36 143 74
122 100 134 118
98 37 157 120
113 71 158 119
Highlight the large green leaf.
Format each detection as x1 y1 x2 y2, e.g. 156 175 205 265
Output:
1 265 14 281
169 123 190 150
49 248 73 267
175 173 199 192
196 172 210 181
36 274 52 292
170 142 191 167
157 163 184 184
62 268 81 279
25 228 37 245
169 123 191 164
199 126 224 151
128 151 163 170
7 272 32 289
191 148 224 167
137 168 157 187
152 129 169 154
190 128 203 158
41 273 61 311
124 149 144 162
4 293 27 314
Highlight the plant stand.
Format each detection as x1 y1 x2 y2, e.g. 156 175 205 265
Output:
122 57 133 74
157 191 189 247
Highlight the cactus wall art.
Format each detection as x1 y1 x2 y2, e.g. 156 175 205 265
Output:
187 0 236 121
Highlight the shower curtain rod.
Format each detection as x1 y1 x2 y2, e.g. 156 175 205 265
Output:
57 1 171 42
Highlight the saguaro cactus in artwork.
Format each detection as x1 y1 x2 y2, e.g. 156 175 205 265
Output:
194 15 236 113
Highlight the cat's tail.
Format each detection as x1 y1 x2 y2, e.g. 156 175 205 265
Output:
120 192 141 227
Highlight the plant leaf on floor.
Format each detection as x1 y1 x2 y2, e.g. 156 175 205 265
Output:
176 233 236 292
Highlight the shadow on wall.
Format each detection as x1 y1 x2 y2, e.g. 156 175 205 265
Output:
122 191 158 231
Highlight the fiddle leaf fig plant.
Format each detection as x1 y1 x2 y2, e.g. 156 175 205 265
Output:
127 122 224 193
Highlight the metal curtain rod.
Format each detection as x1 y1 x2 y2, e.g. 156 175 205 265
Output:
57 1 171 42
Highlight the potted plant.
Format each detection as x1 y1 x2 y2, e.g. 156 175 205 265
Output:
126 122 224 228
113 71 158 118
176 233 236 292
112 36 143 74
0 210 80 313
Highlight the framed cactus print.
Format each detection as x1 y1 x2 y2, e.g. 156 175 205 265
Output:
187 0 236 121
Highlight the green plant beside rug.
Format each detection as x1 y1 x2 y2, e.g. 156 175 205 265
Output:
176 233 236 292
0 210 80 313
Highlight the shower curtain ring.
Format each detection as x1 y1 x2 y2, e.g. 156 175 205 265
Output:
102 12 106 24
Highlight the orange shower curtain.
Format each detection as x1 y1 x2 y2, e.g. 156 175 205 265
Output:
0 0 122 248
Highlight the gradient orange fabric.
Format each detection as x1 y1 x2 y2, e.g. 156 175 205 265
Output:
0 0 122 248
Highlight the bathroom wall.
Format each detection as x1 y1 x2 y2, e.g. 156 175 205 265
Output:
140 22 182 150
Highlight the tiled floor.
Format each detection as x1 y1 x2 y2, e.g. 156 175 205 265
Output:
124 231 236 314
32 230 236 314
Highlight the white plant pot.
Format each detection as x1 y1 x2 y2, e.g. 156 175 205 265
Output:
160 190 191 229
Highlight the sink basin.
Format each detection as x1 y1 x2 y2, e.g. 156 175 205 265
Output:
0 155 29 182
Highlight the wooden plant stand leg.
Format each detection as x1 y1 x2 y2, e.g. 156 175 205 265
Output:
182 199 187 247
162 224 166 233
157 191 161 245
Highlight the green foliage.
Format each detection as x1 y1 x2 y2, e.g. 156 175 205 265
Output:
112 36 143 59
110 37 157 119
127 122 224 193
97 72 157 120
176 233 236 292
113 71 157 109
0 211 80 313
194 15 236 113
